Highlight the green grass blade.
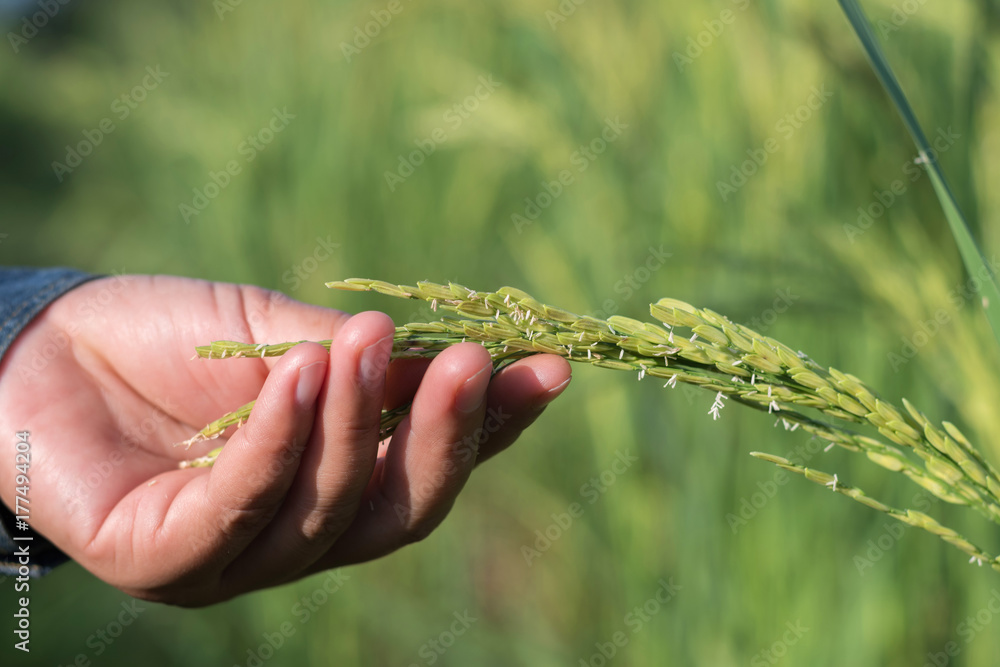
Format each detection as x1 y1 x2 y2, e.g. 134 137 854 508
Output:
838 0 1000 345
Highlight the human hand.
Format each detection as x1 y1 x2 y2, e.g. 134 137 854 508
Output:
0 275 571 606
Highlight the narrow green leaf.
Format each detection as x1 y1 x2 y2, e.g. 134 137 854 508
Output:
837 0 1000 346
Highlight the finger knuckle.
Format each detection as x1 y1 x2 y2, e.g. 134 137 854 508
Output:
398 505 448 546
119 580 224 609
401 518 436 545
298 507 353 543
216 498 280 539
337 419 382 446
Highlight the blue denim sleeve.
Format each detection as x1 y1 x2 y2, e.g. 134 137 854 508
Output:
0 267 104 577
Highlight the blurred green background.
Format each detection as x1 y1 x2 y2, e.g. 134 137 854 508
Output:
3 0 1000 665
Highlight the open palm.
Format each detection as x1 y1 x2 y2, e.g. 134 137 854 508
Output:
0 274 570 606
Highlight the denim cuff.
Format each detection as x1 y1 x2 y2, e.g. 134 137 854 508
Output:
0 267 102 576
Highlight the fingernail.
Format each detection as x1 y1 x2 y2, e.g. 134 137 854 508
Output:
455 363 492 414
544 376 572 400
359 334 394 390
532 376 572 414
296 361 327 408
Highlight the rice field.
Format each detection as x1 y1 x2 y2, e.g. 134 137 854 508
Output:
2 0 1000 665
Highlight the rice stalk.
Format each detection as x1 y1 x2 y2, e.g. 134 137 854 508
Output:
750 452 997 567
177 278 1000 570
